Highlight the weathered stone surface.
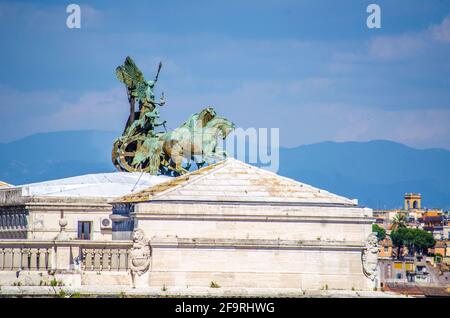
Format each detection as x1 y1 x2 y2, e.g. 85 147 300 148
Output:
0 285 407 297
113 158 375 291
118 158 357 204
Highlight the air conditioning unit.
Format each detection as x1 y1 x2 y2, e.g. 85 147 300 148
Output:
100 217 112 230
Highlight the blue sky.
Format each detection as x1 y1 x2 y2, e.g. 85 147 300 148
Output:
1 0 450 148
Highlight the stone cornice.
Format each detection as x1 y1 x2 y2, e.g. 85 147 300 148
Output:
0 239 132 248
1 201 111 212
132 212 374 224
150 237 364 250
0 194 111 207
146 199 359 207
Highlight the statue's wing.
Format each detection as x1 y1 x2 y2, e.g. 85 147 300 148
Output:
124 56 145 83
116 65 132 87
115 56 145 89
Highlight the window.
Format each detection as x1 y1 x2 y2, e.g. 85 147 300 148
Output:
77 221 92 240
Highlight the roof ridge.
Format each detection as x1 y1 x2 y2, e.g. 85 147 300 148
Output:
150 159 232 200
116 159 231 202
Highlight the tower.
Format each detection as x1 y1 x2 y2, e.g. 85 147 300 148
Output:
404 193 421 210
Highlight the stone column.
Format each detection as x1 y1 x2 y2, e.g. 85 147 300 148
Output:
54 217 71 271
53 214 81 287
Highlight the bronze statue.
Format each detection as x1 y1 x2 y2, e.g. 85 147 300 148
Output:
112 56 235 176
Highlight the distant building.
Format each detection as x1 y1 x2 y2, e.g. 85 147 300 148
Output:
429 241 449 258
373 193 444 232
404 193 421 210
378 237 393 259
420 211 445 240
444 226 450 240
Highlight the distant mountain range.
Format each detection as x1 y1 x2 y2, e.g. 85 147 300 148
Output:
1 130 449 210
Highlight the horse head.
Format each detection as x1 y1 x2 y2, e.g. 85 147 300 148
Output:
198 107 217 128
205 116 236 140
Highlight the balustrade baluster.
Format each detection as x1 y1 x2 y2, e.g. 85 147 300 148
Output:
3 248 12 270
37 248 45 270
110 249 119 271
46 248 52 270
0 248 4 270
102 248 110 271
84 249 93 270
21 248 29 270
12 248 21 270
93 249 102 271
119 249 128 271
30 248 38 270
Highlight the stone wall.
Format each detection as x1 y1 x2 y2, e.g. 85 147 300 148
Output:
147 237 372 291
0 198 113 240
134 202 373 242
128 201 375 291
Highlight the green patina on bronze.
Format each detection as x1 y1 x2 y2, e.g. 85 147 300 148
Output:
112 56 235 176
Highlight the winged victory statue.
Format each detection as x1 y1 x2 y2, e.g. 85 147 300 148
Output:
112 56 235 176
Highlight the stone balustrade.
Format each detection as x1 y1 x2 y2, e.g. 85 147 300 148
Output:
0 241 52 271
79 242 131 272
0 240 132 273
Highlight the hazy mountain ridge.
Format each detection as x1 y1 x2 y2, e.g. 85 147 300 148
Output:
276 140 450 209
0 130 117 185
1 131 449 209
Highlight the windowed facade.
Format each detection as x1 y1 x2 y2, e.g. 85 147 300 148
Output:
77 221 92 240
0 209 28 239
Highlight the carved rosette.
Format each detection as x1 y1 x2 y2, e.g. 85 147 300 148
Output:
129 228 151 277
361 232 379 282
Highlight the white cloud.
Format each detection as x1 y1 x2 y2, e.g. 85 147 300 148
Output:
0 87 128 142
159 80 450 150
368 34 425 60
367 15 450 61
2 76 450 150
1 4 449 151
431 16 450 43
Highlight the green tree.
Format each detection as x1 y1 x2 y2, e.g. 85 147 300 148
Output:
391 213 408 231
372 224 386 241
391 228 435 259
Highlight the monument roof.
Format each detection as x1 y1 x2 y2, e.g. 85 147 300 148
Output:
116 158 358 206
5 172 171 198
0 181 12 188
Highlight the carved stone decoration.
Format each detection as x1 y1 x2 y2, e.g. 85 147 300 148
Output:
361 232 379 284
129 228 151 287
55 217 70 241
